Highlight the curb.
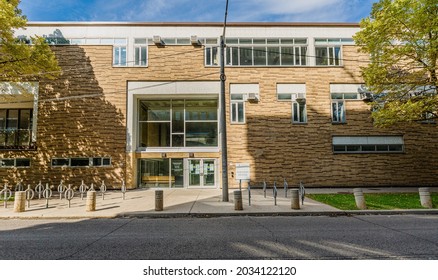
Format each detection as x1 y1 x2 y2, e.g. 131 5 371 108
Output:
3 209 438 220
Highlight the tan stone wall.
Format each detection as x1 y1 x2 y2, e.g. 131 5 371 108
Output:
1 43 437 189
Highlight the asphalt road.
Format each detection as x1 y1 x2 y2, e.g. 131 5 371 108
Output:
1 215 437 260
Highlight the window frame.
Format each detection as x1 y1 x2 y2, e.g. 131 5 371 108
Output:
51 157 112 167
0 108 34 150
134 39 148 67
113 45 127 67
0 158 31 168
331 99 346 124
332 136 405 154
292 101 307 124
230 94 245 124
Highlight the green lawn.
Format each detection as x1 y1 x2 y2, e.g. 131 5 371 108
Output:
307 193 438 210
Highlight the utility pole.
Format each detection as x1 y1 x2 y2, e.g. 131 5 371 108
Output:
220 0 229 202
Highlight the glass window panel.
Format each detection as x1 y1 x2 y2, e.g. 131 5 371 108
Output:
295 47 300 65
333 145 346 152
206 47 211 65
267 39 280 44
186 122 218 147
293 102 299 122
346 145 361 152
225 38 238 44
139 159 170 188
376 145 389 152
172 108 184 133
281 47 294 65
18 129 30 146
100 38 114 45
343 93 359 100
240 39 252 44
331 93 344 99
171 159 184 188
231 103 237 122
176 38 190 45
114 47 120 65
1 159 14 167
0 109 6 129
237 102 244 123
277 93 292 100
240 47 252 65
71 158 90 167
295 39 307 44
139 122 170 147
301 47 307 65
253 39 266 44
185 100 217 121
362 145 376 152
15 158 30 167
299 103 307 122
281 39 294 44
267 47 280 65
316 47 328 65
92 158 102 166
232 47 239 65
206 38 218 44
7 110 18 129
172 134 184 147
140 100 170 121
212 47 218 66
135 47 140 65
52 158 69 166
102 158 111 166
253 47 266 65
120 47 127 65
114 38 127 44
334 47 341 65
389 145 403 152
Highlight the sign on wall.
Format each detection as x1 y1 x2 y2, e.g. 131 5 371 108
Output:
235 163 250 181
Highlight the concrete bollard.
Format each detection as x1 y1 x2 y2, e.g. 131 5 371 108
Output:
86 191 96 212
13 191 26 212
234 190 243 210
353 188 367 210
155 190 163 211
291 189 300 210
419 187 432 209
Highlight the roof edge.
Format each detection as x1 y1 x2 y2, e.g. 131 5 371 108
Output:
26 21 360 28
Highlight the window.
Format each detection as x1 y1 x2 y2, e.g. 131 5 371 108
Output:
315 46 341 66
231 94 245 124
134 38 147 66
332 136 404 154
0 109 33 149
211 38 307 67
205 46 219 66
51 157 111 167
331 100 346 123
277 84 307 123
113 46 127 66
293 101 307 123
0 158 30 168
138 100 218 148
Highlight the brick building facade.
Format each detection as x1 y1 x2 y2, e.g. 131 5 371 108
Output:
1 22 437 189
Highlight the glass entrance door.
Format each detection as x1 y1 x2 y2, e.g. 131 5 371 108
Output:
188 159 216 188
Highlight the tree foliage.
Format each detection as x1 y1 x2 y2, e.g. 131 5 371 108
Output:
0 0 60 81
354 0 438 126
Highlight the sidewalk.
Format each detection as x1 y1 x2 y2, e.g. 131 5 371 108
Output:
1 188 437 219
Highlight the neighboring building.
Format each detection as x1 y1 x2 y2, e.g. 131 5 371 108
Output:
2 22 437 189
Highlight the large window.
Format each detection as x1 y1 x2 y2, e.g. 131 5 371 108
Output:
138 99 218 148
315 46 341 66
206 38 307 67
113 42 127 66
333 136 404 154
277 84 307 124
0 109 33 149
331 100 346 123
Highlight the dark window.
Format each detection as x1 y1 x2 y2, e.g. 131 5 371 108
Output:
52 158 69 166
15 158 31 167
70 158 90 167
0 109 33 149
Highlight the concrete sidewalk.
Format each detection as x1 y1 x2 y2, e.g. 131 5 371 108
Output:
1 188 437 219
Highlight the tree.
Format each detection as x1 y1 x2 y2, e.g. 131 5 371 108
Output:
0 0 60 81
353 0 438 127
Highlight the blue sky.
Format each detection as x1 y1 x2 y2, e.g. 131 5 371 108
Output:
19 0 378 23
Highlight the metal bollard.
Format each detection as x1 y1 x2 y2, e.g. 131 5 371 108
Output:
284 178 288 198
291 189 300 210
273 181 278 206
79 180 88 200
15 180 24 192
13 191 26 212
155 190 163 211
419 187 433 208
247 184 251 206
57 180 66 200
353 188 367 210
86 191 97 212
42 184 53 209
25 185 35 208
234 190 243 210
121 180 126 200
0 184 12 208
65 184 74 208
100 181 107 200
263 180 267 198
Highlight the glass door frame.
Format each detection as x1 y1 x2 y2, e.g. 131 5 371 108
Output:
185 158 217 188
